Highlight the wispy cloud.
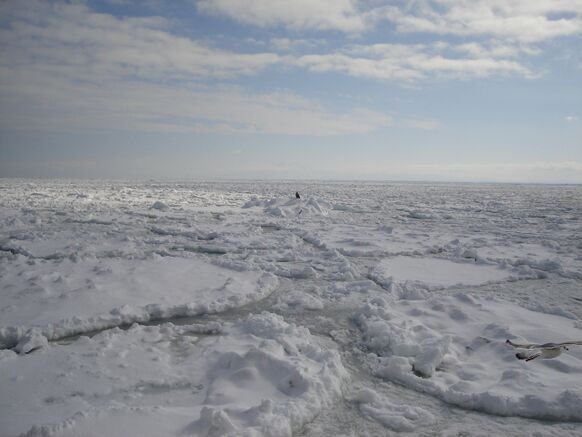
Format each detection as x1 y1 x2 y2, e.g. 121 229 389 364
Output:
0 1 280 82
0 72 392 135
197 0 368 32
194 0 580 82
0 1 392 135
379 1 582 43
0 0 575 139
198 0 582 44
296 43 535 82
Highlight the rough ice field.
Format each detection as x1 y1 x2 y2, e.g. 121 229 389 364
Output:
1 180 581 437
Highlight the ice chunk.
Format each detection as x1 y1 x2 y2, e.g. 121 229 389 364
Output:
14 329 49 354
349 388 435 432
150 201 168 211
356 294 582 421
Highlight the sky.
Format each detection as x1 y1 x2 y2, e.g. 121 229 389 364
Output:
0 0 581 182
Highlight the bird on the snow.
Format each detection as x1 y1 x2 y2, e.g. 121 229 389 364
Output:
506 339 582 362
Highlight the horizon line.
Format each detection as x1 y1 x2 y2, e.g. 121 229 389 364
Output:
1 176 581 186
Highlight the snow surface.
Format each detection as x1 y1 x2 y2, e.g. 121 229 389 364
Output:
356 293 582 420
372 256 520 288
1 180 582 436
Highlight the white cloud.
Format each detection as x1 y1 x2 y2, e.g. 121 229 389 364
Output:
197 0 368 32
197 0 582 44
0 1 392 135
451 41 541 59
296 43 534 82
194 0 579 83
0 67 392 135
565 115 579 122
0 0 566 139
380 0 582 43
0 1 280 82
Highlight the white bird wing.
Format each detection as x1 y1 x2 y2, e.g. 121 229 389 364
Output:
507 339 582 349
557 340 582 346
506 339 545 349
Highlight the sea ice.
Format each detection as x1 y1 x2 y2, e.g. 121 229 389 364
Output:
356 293 582 420
0 256 277 348
1 180 581 436
371 255 520 290
0 313 347 437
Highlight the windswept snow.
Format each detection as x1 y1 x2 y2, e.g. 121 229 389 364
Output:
371 256 524 290
1 314 347 437
356 293 582 420
0 256 276 349
348 388 435 432
1 180 582 436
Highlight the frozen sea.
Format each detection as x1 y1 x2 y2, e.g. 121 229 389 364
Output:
1 179 581 437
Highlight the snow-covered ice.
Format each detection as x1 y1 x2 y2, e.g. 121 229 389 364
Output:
356 293 582 420
1 180 582 436
0 255 276 349
1 313 346 437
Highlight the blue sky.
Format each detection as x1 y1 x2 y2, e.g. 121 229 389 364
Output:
0 0 581 182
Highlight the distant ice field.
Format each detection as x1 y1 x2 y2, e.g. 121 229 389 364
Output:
1 180 581 436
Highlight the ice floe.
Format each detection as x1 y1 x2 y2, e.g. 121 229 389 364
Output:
355 293 582 421
370 255 527 291
0 256 277 348
1 313 347 437
348 388 435 432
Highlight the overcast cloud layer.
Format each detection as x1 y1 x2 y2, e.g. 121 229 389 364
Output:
0 0 581 182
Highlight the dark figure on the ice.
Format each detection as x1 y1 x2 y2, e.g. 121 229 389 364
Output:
295 192 301 199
